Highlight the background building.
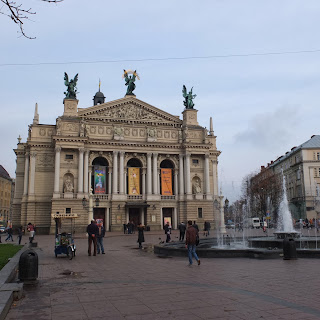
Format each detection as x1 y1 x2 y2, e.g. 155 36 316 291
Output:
0 165 13 223
12 82 221 234
250 135 320 223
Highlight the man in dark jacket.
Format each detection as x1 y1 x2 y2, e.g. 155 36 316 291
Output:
96 223 106 254
186 220 200 266
178 222 186 241
87 220 99 256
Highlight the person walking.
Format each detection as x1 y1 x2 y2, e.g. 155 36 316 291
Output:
27 223 35 243
186 220 200 266
87 220 99 256
178 222 186 241
137 223 145 249
164 221 171 243
96 223 105 254
17 226 23 245
193 220 199 232
5 226 13 242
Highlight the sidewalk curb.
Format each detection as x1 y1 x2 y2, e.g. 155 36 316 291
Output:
0 244 28 320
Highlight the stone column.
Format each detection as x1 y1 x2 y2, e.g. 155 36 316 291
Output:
142 168 146 196
147 153 152 195
173 207 177 229
119 151 124 194
204 154 210 194
124 170 127 195
23 152 30 195
158 169 161 195
83 150 89 194
113 151 118 194
141 208 145 225
153 153 158 194
174 169 178 196
29 152 36 195
179 154 184 195
78 148 84 193
106 207 110 232
54 147 61 194
108 168 112 195
88 168 92 194
185 153 191 194
212 160 218 196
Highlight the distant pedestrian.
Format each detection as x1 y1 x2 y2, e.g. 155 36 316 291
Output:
96 223 105 254
17 226 23 245
137 223 145 249
164 221 171 243
123 223 127 234
186 220 200 266
5 226 13 242
87 220 99 256
178 222 186 241
27 223 35 243
193 221 199 232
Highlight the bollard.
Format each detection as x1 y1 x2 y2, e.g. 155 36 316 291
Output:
283 238 297 260
19 249 38 281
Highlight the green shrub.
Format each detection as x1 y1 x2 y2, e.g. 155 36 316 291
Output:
0 244 23 270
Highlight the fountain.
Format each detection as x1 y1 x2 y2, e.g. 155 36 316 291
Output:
154 173 320 259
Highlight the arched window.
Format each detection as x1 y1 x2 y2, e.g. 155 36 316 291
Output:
160 159 175 195
92 157 109 194
127 158 142 195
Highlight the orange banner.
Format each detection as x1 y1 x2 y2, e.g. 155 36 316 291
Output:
128 167 140 195
161 168 173 195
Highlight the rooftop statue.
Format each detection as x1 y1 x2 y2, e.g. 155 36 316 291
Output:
182 85 196 109
123 70 139 95
64 72 78 99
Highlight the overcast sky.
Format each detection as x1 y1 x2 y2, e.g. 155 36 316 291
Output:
1 0 320 202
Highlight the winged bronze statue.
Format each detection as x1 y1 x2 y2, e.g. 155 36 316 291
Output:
64 72 78 99
182 85 196 109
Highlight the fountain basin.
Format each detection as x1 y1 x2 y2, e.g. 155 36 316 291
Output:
153 237 320 259
273 231 300 239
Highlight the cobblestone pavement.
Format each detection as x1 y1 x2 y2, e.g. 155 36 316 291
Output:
6 230 320 320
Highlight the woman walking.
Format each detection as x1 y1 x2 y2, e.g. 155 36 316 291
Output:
137 223 145 249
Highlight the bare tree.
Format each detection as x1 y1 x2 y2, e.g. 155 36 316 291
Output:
0 0 63 39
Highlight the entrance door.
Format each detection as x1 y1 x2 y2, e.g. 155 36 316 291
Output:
94 208 106 227
162 208 173 227
129 208 140 230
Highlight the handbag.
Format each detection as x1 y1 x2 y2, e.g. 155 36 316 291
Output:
196 234 200 246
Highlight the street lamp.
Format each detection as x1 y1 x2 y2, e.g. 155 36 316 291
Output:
95 197 100 207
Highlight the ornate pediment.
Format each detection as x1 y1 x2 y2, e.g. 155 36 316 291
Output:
78 97 182 126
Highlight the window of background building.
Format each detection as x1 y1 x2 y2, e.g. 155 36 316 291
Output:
192 159 199 165
65 154 73 160
198 208 203 219
66 208 72 214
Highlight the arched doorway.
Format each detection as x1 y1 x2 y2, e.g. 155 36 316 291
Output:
91 157 109 194
160 159 175 196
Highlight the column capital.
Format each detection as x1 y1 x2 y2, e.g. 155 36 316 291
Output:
185 153 191 158
205 153 210 159
147 153 152 159
30 152 37 158
79 148 85 154
119 151 125 156
153 152 158 157
55 146 61 153
113 151 119 156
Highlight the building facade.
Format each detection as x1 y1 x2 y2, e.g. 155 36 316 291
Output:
251 135 320 221
13 88 221 234
0 165 13 223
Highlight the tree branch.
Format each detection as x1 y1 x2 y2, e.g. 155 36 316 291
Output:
0 0 63 39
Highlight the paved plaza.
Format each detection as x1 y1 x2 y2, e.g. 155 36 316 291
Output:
5 230 320 320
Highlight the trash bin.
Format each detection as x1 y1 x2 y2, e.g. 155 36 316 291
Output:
19 249 38 281
283 238 297 260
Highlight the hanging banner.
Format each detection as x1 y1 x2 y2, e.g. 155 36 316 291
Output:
128 167 140 195
94 166 106 194
161 168 173 195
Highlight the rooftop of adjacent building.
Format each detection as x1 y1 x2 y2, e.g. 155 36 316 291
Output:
0 165 11 180
261 135 320 170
